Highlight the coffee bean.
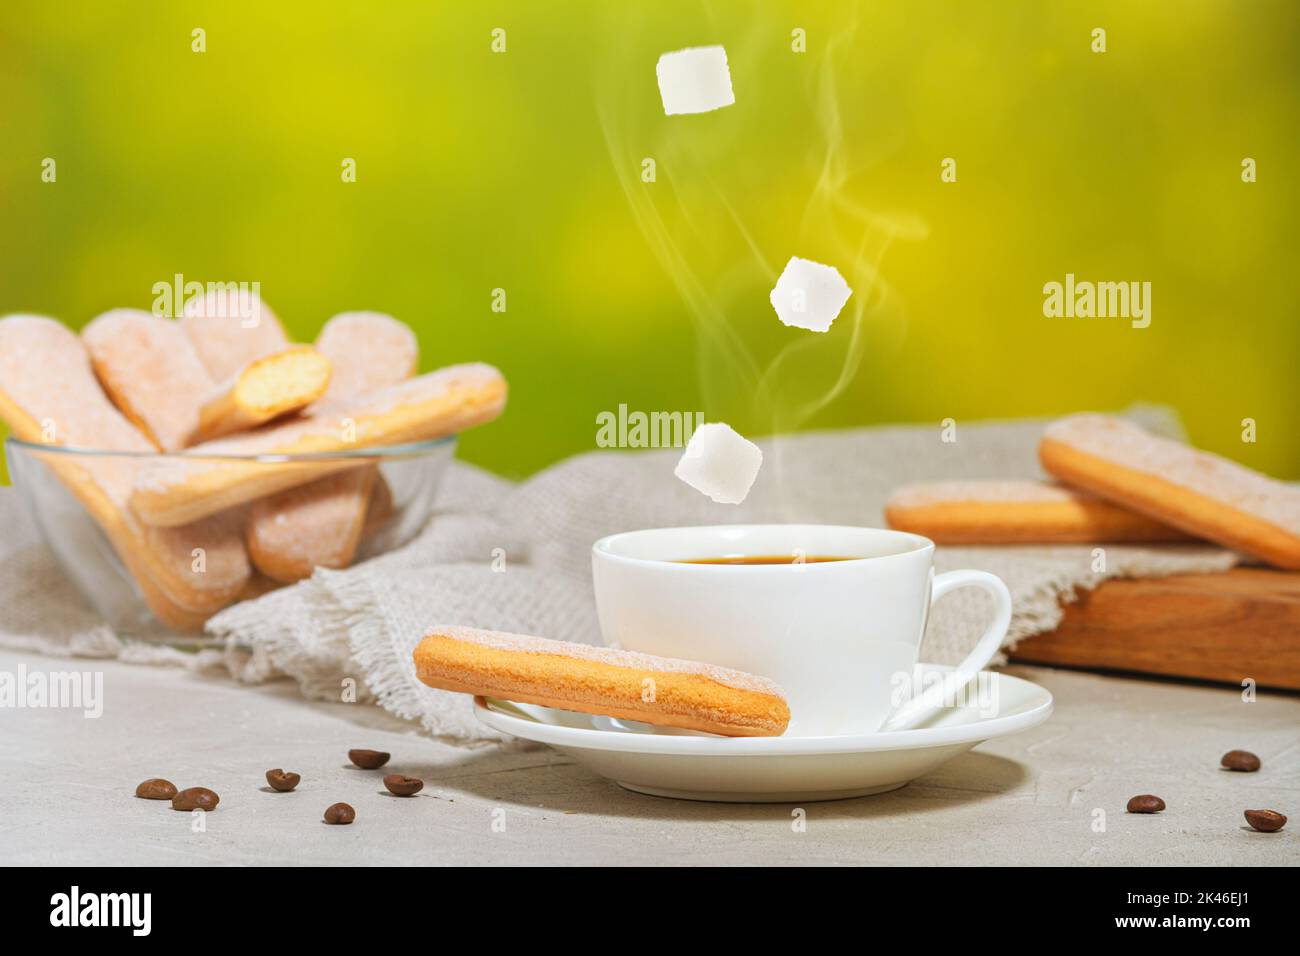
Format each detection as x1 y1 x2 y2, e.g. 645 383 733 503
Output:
348 749 390 770
1220 750 1261 772
383 774 424 797
265 769 301 792
135 778 177 800
1127 794 1165 814
1244 809 1286 833
171 787 220 811
324 802 355 825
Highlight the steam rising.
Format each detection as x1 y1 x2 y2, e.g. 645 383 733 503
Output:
598 7 927 502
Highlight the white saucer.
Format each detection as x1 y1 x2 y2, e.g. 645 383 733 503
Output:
474 665 1053 802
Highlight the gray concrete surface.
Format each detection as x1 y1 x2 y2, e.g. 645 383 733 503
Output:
1 647 1295 865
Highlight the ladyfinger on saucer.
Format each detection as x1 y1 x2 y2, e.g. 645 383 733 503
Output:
246 468 377 582
192 345 333 442
81 309 215 451
1040 415 1300 569
884 479 1192 544
243 313 417 582
180 288 290 381
414 626 791 737
131 362 507 527
0 315 250 630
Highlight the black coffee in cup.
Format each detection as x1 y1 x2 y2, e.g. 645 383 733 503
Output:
678 554 856 565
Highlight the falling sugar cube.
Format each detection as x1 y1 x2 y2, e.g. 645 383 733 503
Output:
656 46 735 116
674 423 762 505
769 256 853 333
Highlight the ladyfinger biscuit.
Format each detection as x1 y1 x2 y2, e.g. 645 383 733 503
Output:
243 313 417 581
238 570 286 601
180 288 289 381
360 472 394 538
130 363 507 527
314 312 418 405
81 309 214 451
140 510 252 614
1040 415 1300 569
193 346 333 442
884 479 1191 544
0 316 185 626
246 468 377 582
0 316 250 630
414 626 791 737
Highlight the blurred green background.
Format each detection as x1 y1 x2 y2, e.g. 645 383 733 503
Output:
2 0 1297 481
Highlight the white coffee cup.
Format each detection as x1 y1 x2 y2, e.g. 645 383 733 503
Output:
591 524 1011 737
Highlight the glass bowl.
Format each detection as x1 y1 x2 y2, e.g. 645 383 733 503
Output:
4 435 456 642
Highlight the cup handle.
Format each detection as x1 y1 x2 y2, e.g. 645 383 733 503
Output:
879 569 1012 732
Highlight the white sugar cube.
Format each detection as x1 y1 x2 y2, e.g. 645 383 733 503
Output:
656 46 735 116
769 256 852 332
674 423 762 505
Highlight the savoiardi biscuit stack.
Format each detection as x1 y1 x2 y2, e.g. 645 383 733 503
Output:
1038 414 1300 569
886 415 1299 569
0 296 507 631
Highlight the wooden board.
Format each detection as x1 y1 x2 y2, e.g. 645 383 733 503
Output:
1009 568 1300 690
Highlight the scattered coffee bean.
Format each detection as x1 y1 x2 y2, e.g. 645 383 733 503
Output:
384 774 424 797
1243 809 1287 833
265 769 301 792
135 778 177 800
1220 750 1261 772
348 749 390 770
1127 794 1166 814
171 787 220 812
324 802 356 825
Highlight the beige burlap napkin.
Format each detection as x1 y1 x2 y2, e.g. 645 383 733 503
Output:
0 407 1238 743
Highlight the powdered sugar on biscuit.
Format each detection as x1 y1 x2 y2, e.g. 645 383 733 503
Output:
0 316 151 450
345 363 503 419
0 315 155 505
180 289 288 381
315 312 418 402
131 363 505 494
426 625 787 699
888 479 1091 508
248 469 372 572
129 417 325 493
144 510 251 597
1045 415 1300 532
